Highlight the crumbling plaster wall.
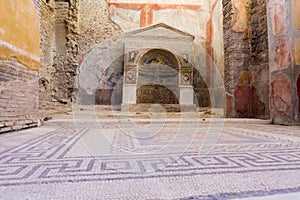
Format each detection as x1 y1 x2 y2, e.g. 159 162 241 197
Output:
0 0 41 132
39 0 121 116
249 0 269 118
223 0 269 118
267 0 300 125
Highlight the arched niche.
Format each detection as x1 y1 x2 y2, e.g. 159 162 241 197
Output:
136 49 180 104
121 23 196 112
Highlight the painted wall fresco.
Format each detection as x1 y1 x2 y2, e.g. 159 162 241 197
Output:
267 0 300 124
269 0 285 36
107 0 224 81
212 0 224 77
107 0 224 109
0 0 40 70
293 0 300 30
231 0 250 36
295 37 300 65
0 0 40 133
108 0 209 39
274 38 291 69
270 73 291 115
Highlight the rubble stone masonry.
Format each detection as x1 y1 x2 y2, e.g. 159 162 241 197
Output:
223 0 269 118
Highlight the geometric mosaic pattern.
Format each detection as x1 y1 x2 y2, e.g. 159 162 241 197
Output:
1 121 300 199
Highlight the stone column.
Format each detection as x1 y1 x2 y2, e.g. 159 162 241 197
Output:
121 62 138 110
267 0 300 125
179 68 196 111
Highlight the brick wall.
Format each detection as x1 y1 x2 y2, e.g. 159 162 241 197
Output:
0 0 41 132
0 62 39 133
38 0 121 115
223 0 251 117
249 0 269 118
223 0 269 118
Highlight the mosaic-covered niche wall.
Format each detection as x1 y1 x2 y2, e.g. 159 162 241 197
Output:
0 0 41 132
267 0 300 125
136 49 180 104
223 0 269 118
78 23 208 108
108 0 224 108
40 0 223 111
121 23 196 111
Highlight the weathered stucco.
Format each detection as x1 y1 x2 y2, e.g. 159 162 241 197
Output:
2 0 300 129
0 0 41 132
38 0 121 117
223 0 269 118
267 0 300 125
0 0 40 70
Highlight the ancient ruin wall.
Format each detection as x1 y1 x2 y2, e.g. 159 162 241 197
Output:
38 0 121 116
77 0 121 55
76 0 123 105
52 1 73 100
39 0 57 117
0 62 39 133
0 0 41 132
223 0 269 118
249 0 269 118
223 0 251 117
267 0 300 125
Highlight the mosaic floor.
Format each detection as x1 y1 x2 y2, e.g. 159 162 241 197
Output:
0 118 300 199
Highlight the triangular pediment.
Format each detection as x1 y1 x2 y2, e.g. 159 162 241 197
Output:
125 23 194 39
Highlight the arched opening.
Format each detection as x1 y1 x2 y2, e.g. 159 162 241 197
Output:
136 49 179 104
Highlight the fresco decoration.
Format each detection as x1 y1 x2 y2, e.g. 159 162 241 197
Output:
107 0 206 39
125 68 137 84
108 0 224 90
179 54 191 66
0 0 40 70
231 0 250 37
180 69 192 85
295 37 300 65
270 73 291 113
293 0 300 30
127 50 139 64
274 38 291 69
269 0 285 36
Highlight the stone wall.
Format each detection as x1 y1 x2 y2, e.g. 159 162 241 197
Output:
76 0 122 106
52 1 73 100
223 0 251 117
38 0 121 116
137 85 179 104
223 0 269 118
0 0 41 132
39 0 57 117
267 0 300 125
0 61 39 133
77 36 124 105
77 0 121 55
249 0 269 118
